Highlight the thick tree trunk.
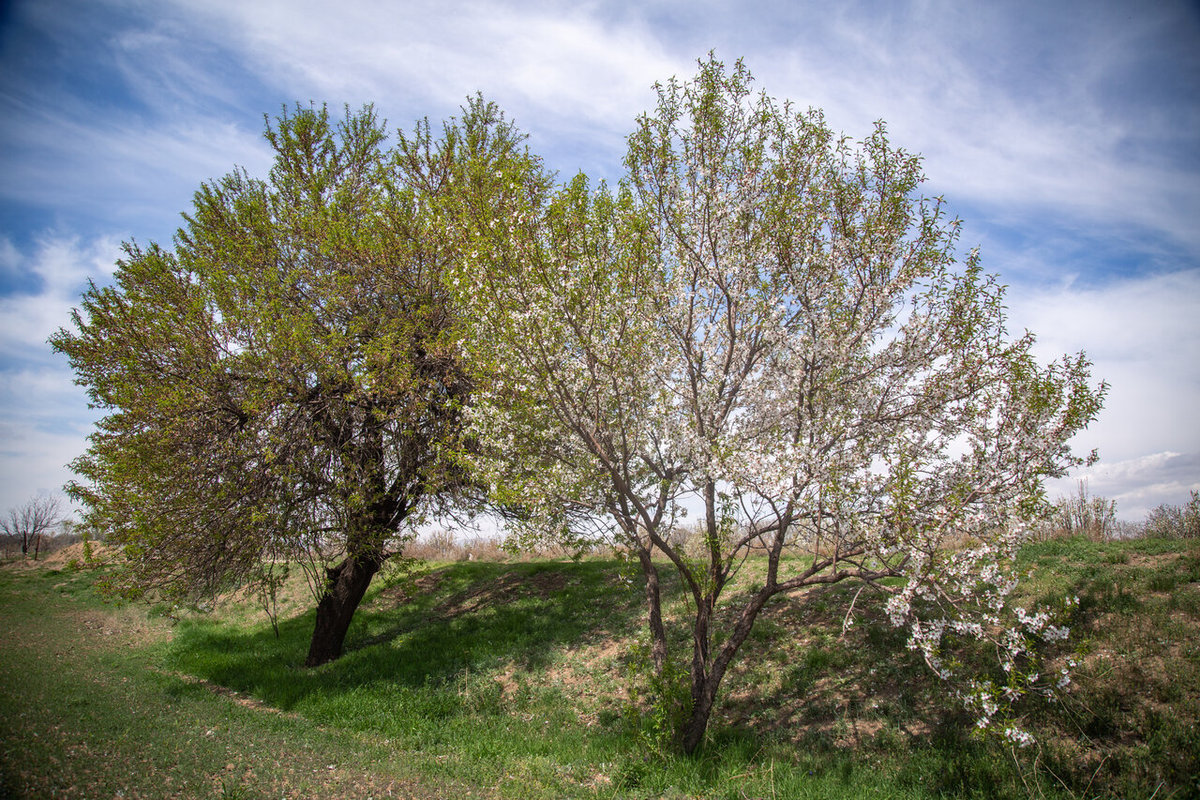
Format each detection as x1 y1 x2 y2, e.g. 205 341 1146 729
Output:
304 549 383 667
681 601 715 755
681 674 721 755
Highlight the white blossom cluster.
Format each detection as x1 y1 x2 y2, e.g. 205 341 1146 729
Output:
446 58 1105 746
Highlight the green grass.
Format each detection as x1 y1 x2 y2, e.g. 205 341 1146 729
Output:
0 564 464 800
3 535 1199 799
1013 536 1200 799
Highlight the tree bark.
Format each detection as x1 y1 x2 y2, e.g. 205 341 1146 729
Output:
637 547 668 675
304 549 383 667
681 599 715 754
681 672 721 755
680 589 773 754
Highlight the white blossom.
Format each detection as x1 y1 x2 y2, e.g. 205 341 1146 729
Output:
448 56 1103 749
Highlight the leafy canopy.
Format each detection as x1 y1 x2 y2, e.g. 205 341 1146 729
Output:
51 100 545 612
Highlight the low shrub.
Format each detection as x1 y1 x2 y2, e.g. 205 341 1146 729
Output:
1143 490 1200 539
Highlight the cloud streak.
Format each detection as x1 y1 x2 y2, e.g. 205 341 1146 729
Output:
1050 452 1200 522
758 1 1200 256
1009 267 1200 518
1 92 272 241
0 0 1196 520
155 0 685 178
0 233 122 359
0 233 117 507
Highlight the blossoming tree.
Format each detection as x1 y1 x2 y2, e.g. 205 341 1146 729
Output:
454 57 1105 752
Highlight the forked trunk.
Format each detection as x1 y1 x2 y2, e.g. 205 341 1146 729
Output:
679 589 773 754
681 601 716 755
305 550 383 667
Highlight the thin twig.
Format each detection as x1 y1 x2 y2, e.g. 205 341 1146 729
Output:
840 585 865 638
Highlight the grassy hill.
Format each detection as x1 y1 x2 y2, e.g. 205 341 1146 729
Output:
2 533 1198 799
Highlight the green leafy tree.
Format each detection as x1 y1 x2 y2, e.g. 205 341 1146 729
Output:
455 57 1106 752
52 101 545 666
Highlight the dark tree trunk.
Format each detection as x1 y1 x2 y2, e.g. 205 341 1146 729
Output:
638 547 668 675
681 599 715 755
681 673 721 755
679 589 773 755
304 549 383 667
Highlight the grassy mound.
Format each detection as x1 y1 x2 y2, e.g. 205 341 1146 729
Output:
2 535 1197 799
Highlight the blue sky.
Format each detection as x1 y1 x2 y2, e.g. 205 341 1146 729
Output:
1 0 1197 521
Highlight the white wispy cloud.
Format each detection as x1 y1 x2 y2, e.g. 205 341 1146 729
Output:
1009 268 1200 517
0 234 119 509
1049 452 1200 522
1 0 1196 522
760 1 1200 256
0 96 271 239
0 408 97 508
0 233 122 358
157 0 683 176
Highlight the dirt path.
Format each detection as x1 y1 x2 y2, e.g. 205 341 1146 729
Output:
0 564 469 800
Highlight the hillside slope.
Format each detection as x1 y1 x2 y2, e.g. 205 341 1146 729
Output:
2 535 1197 799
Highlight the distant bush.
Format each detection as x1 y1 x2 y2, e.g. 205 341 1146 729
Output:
1036 481 1121 541
1143 490 1200 539
404 529 511 562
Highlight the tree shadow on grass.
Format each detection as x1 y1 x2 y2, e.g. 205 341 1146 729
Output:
165 559 643 721
703 578 967 760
